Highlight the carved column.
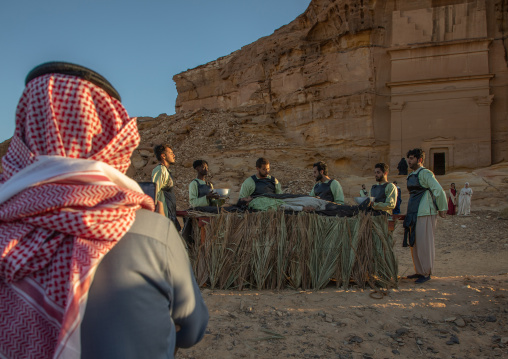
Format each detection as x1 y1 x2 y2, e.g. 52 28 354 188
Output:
474 95 494 167
387 101 406 171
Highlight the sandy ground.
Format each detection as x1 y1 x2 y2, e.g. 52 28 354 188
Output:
177 210 508 359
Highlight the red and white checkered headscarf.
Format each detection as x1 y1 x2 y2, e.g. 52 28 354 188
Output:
0 74 154 358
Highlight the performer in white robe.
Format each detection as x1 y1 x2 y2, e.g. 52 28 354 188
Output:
457 182 473 216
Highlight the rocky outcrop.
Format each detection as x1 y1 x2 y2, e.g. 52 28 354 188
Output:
173 0 508 174
174 0 386 174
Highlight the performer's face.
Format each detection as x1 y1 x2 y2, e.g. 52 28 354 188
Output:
257 164 270 178
313 166 323 181
374 168 386 182
407 155 421 170
198 163 209 176
162 147 175 164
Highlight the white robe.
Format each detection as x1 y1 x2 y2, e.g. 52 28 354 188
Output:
457 187 473 215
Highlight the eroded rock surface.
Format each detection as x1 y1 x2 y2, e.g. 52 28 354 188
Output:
173 0 508 173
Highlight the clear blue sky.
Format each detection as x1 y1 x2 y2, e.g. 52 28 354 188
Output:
0 0 310 142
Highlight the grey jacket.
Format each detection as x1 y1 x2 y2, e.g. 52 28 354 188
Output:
81 209 208 358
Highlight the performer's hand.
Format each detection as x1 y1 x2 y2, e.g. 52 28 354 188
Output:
302 206 315 212
438 211 446 218
206 191 220 199
240 196 253 203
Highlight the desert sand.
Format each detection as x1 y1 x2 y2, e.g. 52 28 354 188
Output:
177 210 508 359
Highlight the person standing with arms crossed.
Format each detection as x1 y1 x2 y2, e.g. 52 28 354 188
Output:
403 148 447 284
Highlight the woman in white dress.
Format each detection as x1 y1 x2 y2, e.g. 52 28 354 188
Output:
457 182 473 215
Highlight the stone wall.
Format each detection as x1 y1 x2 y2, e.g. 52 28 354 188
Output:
173 0 508 174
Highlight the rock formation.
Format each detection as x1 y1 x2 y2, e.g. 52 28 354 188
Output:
1 0 508 212
173 0 508 174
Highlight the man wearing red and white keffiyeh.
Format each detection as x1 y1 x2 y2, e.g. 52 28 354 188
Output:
0 67 155 357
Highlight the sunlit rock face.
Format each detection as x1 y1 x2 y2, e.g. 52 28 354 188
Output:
173 0 508 175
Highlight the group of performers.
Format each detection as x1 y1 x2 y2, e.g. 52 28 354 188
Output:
153 152 401 216
151 144 449 285
447 182 473 216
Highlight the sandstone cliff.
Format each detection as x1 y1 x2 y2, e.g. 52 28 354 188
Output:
1 0 508 213
172 0 508 174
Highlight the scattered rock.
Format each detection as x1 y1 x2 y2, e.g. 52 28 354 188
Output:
486 315 497 322
446 335 460 345
131 155 147 169
501 337 508 345
392 350 400 355
427 347 439 354
444 317 457 322
493 347 503 356
325 314 333 323
348 336 363 344
416 338 423 345
454 318 466 327
395 328 409 337
138 150 152 157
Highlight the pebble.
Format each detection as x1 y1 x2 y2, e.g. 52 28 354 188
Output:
444 317 457 322
318 311 325 317
349 335 363 344
325 314 333 323
392 350 400 355
228 312 238 319
493 348 503 356
368 332 374 337
276 310 283 317
416 339 423 345
486 315 497 322
501 337 508 344
446 335 460 345
395 328 409 337
454 318 466 327
355 311 364 318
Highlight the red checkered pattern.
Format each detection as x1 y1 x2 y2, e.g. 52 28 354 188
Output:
0 74 154 358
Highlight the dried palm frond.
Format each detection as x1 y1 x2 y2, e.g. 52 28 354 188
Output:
185 210 398 290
